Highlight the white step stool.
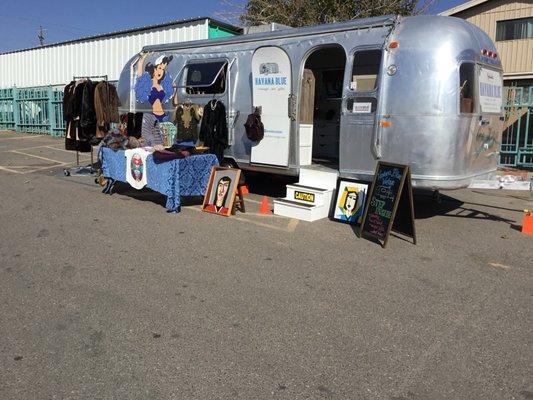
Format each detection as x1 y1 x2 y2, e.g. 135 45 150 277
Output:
274 166 338 222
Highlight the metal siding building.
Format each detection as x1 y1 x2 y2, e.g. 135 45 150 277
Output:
0 17 241 88
440 0 533 84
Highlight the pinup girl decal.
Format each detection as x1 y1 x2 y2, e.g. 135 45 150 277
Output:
135 53 176 122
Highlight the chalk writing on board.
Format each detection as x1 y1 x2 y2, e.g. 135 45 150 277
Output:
370 197 392 218
366 213 386 237
362 164 405 242
378 168 402 180
360 162 416 248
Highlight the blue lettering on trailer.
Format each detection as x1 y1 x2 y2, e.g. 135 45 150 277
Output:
254 77 288 86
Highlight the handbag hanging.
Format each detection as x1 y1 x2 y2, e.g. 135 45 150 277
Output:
244 108 264 142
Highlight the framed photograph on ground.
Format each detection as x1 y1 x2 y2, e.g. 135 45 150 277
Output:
202 166 241 217
330 178 369 225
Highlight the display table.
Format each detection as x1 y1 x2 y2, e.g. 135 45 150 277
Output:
99 147 218 212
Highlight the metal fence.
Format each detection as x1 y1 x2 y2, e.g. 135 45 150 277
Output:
0 87 65 137
500 86 533 168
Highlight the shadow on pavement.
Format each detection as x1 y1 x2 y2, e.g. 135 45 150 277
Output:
413 191 516 225
106 174 518 226
109 182 204 210
244 172 298 198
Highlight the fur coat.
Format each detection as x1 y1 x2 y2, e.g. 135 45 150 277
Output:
94 81 120 138
79 80 97 141
63 81 91 152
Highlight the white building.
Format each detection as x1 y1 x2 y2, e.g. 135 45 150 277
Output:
0 17 241 89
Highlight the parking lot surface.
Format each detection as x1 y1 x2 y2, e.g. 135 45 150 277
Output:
1 131 532 400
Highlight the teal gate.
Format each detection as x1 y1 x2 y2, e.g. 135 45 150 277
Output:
0 88 16 131
0 87 65 137
499 86 533 168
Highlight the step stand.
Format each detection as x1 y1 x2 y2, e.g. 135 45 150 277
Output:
274 166 338 222
231 184 246 215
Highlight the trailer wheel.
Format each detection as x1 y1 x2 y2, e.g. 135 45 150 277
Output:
63 169 70 177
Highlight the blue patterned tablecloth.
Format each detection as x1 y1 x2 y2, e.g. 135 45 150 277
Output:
100 147 218 211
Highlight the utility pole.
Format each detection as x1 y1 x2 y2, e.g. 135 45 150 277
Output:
38 26 45 46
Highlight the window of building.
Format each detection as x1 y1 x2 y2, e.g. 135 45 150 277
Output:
459 63 476 113
350 50 382 92
496 17 533 41
184 60 227 95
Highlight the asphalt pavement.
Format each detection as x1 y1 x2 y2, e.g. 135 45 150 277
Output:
1 131 532 400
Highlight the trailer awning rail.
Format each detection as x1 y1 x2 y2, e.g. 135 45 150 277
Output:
142 15 398 53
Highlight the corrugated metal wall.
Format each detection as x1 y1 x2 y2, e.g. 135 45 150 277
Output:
453 0 533 78
0 20 209 88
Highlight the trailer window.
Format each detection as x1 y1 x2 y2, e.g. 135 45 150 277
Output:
351 50 382 91
459 63 475 113
185 61 227 95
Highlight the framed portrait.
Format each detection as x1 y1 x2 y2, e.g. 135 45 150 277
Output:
330 178 369 225
202 166 241 217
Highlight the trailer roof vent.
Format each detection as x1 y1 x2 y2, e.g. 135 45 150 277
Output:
243 23 292 35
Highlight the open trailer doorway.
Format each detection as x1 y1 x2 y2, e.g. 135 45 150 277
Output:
299 45 346 170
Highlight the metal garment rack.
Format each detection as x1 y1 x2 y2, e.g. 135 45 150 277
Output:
64 75 108 176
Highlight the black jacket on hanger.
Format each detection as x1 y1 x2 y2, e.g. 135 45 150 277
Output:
79 79 97 141
63 81 76 121
199 100 228 162
63 81 77 151
63 81 91 152
126 112 144 139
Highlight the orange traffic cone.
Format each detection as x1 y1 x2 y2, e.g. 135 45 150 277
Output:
259 196 271 214
522 210 533 235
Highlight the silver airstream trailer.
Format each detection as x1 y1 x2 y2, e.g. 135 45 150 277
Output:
117 15 503 190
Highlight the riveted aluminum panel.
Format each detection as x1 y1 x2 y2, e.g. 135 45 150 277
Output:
117 15 504 189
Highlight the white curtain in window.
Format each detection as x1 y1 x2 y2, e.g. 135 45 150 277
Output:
513 18 532 39
497 18 533 40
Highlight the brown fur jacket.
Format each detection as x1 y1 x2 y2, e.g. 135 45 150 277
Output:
94 81 120 138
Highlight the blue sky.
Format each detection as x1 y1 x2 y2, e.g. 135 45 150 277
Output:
0 0 465 53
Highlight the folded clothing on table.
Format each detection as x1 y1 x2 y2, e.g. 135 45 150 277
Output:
152 149 191 162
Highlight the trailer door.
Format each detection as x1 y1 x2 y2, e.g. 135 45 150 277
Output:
340 48 383 175
251 46 292 167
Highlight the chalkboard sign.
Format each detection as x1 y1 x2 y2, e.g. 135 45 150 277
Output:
360 162 416 248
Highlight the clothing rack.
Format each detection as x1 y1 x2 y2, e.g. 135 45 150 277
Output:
64 75 108 176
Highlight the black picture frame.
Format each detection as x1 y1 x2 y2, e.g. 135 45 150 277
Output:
329 177 370 225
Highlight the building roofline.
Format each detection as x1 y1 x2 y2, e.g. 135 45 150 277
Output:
439 0 491 16
0 16 242 56
503 72 533 80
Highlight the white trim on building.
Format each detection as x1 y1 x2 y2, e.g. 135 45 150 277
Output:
439 0 491 16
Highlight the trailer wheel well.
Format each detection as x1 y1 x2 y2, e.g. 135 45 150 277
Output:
221 157 237 168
